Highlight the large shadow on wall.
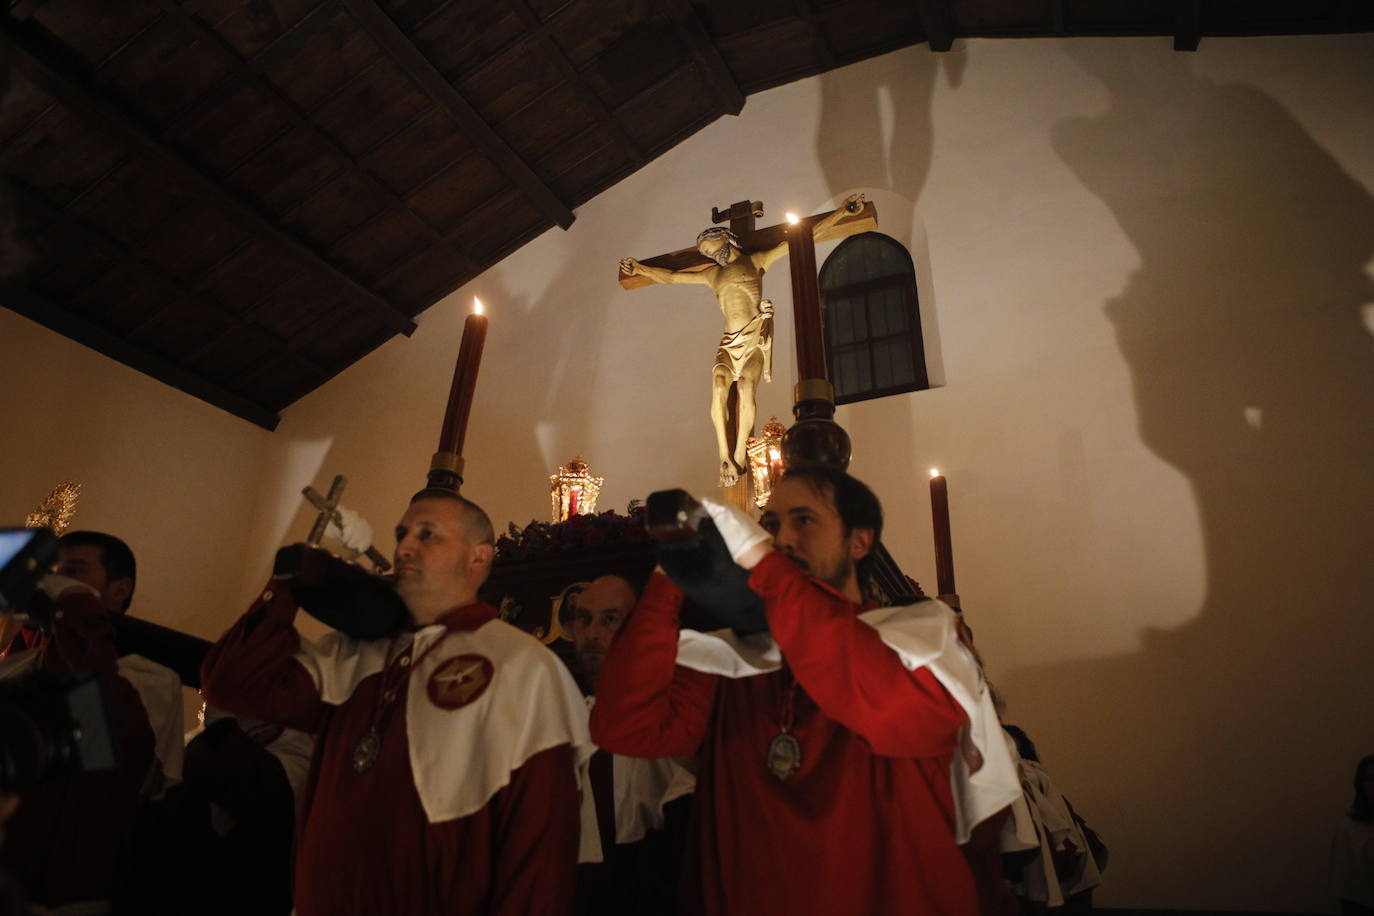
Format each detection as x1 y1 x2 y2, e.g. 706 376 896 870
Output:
1002 43 1374 908
813 48 959 468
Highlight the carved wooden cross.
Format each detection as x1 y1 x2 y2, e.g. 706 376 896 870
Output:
619 198 877 508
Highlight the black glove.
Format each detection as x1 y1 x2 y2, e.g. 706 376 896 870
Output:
656 516 768 636
272 544 408 639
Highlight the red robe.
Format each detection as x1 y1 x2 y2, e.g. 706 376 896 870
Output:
201 583 579 916
590 554 978 915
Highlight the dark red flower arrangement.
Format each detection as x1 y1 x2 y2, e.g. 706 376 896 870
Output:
493 506 650 564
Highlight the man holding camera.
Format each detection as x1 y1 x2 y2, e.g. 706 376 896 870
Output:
202 491 591 915
0 538 155 912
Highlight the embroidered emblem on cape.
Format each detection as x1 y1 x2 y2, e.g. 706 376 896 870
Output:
427 653 494 710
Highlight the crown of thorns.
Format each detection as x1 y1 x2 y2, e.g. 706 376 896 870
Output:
696 227 741 248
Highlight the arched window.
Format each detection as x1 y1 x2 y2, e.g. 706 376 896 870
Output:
819 233 928 404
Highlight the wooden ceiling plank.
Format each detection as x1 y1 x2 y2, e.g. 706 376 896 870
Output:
3 287 282 430
12 177 324 380
663 0 745 115
0 20 418 336
912 0 955 51
1053 0 1068 35
338 0 576 229
55 154 131 216
160 1 343 141
507 0 645 167
1175 0 1202 51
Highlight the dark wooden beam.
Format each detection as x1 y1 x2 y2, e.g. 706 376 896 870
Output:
0 19 419 337
507 0 646 167
3 288 281 430
339 0 576 229
913 0 955 51
663 0 745 116
1053 0 1067 35
789 0 837 70
1175 0 1202 50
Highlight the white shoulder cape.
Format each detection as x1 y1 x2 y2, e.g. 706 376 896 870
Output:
294 618 596 851
674 598 1021 844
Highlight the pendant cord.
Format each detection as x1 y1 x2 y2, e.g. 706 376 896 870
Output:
366 628 456 738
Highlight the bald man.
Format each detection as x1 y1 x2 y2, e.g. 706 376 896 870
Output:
203 492 591 916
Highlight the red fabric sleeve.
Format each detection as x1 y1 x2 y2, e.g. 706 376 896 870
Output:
749 551 965 758
201 580 323 733
488 743 579 916
589 572 717 757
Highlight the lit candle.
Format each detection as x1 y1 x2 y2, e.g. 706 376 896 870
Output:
437 298 489 459
929 468 956 599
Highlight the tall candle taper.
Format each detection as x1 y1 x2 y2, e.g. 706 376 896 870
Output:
426 298 488 494
930 468 957 605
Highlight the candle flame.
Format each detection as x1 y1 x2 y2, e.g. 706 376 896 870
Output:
785 212 800 224
929 468 940 477
473 297 484 315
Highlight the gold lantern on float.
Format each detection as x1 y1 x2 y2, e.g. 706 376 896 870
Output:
746 418 787 509
550 456 604 522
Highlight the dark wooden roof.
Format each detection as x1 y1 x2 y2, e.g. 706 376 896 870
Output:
2 0 1368 429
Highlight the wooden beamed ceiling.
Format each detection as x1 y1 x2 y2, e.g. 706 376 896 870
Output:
1 0 1368 429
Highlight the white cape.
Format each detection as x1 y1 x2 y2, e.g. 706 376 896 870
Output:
295 618 597 857
674 599 1021 844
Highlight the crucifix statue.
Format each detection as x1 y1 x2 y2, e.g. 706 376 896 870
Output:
619 194 873 492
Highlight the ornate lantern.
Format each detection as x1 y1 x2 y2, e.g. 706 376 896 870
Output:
746 418 787 509
550 455 604 522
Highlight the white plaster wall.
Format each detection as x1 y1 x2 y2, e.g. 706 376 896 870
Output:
7 32 1363 911
0 308 272 727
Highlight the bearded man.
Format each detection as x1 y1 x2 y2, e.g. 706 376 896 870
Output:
591 466 1019 915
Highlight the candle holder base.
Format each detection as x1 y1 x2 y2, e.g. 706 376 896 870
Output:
782 384 851 472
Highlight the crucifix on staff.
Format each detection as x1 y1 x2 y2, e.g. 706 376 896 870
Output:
618 193 876 503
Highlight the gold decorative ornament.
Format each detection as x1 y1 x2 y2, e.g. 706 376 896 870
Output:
550 456 603 523
26 482 81 534
746 418 788 509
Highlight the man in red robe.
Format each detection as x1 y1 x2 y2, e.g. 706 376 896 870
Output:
202 491 590 915
591 467 998 915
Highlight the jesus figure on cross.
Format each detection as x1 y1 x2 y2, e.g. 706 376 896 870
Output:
621 193 864 488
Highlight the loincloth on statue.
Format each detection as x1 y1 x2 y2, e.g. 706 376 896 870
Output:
714 302 773 383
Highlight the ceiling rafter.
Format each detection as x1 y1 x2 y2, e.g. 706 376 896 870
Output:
0 18 419 337
160 1 343 141
913 0 956 51
662 0 745 116
1175 0 1202 50
151 0 466 272
339 0 576 230
3 287 282 430
10 177 329 382
789 0 838 70
506 0 647 168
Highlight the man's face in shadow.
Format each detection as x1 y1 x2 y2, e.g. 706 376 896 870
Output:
572 575 636 683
